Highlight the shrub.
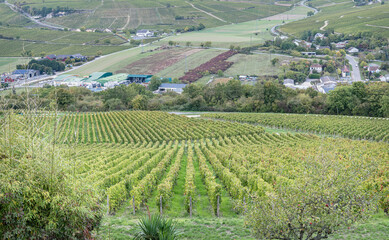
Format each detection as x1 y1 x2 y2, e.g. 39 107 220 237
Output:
133 214 179 240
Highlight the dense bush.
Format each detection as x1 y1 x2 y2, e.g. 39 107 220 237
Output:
0 111 103 239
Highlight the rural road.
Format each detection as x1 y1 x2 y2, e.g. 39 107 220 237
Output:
270 0 319 37
4 1 64 30
186 1 227 23
346 54 362 81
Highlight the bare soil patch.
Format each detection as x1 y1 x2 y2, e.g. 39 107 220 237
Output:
116 48 203 74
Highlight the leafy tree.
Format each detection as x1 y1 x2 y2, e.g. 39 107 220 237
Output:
246 153 378 240
307 11 314 16
204 41 212 48
271 58 279 66
217 69 224 77
366 53 375 62
131 95 148 110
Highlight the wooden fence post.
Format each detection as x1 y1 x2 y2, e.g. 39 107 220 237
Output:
243 196 247 214
189 196 192 217
217 195 220 217
160 195 163 216
132 196 136 215
107 195 109 215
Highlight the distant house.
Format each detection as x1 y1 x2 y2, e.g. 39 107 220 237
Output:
12 69 40 78
385 74 389 82
155 83 187 94
310 64 322 73
368 64 380 73
136 29 154 37
335 41 348 49
316 46 330 51
341 65 350 78
347 47 359 53
314 33 325 40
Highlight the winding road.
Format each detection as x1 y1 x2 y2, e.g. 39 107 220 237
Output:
4 1 64 30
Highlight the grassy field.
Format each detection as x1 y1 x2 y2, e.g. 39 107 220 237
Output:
281 2 389 38
160 4 310 48
0 57 29 74
224 53 292 77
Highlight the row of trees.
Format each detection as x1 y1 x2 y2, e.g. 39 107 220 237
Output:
2 80 388 117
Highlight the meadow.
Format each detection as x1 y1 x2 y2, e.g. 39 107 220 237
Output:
281 1 389 38
24 110 389 239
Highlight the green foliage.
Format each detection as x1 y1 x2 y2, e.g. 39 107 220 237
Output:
133 214 179 240
0 111 103 239
246 152 379 240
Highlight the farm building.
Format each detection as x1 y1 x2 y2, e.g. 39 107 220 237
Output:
301 52 316 56
127 74 153 83
136 29 154 38
154 83 187 94
91 73 129 88
53 74 86 87
12 69 40 78
88 72 113 82
367 64 380 73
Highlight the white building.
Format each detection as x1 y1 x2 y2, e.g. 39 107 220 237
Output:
310 64 323 73
347 47 359 53
154 83 187 94
136 29 154 37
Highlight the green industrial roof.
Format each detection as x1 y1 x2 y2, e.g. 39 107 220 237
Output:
88 73 128 86
88 72 113 82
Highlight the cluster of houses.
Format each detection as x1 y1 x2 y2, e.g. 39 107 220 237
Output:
45 53 87 61
294 33 361 55
52 72 186 94
1 69 41 83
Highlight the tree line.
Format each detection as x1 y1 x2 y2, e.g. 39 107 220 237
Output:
2 80 388 117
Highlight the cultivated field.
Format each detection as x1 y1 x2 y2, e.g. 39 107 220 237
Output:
281 2 389 38
160 4 310 48
0 57 29 74
66 45 158 75
116 48 203 75
35 0 289 30
23 110 389 239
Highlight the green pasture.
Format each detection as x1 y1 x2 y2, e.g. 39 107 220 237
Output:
0 57 29 74
160 4 310 48
281 2 389 38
